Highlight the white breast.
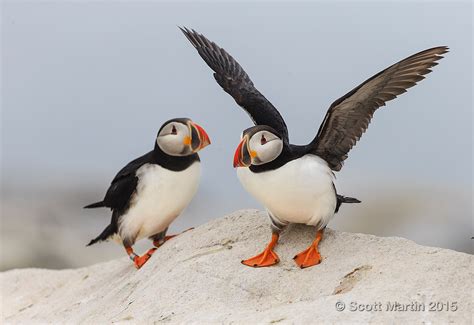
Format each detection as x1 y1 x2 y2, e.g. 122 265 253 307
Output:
237 154 336 227
118 161 201 244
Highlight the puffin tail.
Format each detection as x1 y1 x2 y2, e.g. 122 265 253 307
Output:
87 224 116 246
335 195 361 213
84 201 104 209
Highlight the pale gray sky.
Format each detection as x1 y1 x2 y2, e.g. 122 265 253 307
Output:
1 1 472 268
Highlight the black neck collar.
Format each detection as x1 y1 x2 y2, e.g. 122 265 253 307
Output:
152 144 200 171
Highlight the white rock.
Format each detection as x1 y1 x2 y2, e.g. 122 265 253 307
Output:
1 210 472 323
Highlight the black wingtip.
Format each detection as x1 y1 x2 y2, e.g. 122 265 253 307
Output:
83 201 104 209
179 26 198 48
341 196 361 204
177 25 187 34
86 239 96 247
440 45 450 53
436 46 450 57
429 45 450 57
179 26 193 38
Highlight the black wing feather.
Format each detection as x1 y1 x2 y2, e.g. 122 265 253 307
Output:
84 151 154 211
180 27 289 141
308 46 448 171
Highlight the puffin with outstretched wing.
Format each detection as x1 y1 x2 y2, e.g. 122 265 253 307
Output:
181 27 447 268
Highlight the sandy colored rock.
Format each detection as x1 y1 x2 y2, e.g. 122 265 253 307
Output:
1 210 472 323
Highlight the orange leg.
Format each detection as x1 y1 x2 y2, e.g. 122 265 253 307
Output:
152 227 194 248
126 228 196 269
125 246 157 269
241 233 280 268
293 229 324 269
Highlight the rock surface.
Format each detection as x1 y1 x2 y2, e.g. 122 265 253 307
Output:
1 210 472 323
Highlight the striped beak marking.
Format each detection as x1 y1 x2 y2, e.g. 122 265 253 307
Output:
233 135 255 168
186 122 211 153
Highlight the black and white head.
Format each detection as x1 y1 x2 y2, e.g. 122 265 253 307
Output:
233 125 283 167
156 118 211 156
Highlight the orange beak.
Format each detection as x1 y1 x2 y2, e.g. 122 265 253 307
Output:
233 136 251 168
190 122 211 152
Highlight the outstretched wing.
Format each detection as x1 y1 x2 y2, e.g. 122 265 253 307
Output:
180 27 289 141
308 46 448 171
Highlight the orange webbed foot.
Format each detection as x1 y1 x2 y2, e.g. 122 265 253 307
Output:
241 233 280 268
293 246 321 269
241 248 280 267
293 229 324 269
132 248 157 269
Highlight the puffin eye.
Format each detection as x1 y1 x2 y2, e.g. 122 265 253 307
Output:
171 125 177 135
261 134 267 145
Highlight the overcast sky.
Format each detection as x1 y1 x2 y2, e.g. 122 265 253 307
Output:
1 1 472 257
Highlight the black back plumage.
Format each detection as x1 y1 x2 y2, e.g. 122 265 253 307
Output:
85 148 199 211
85 139 199 246
181 27 447 173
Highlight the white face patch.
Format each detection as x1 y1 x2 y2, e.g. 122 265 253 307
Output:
248 130 283 165
156 122 191 156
